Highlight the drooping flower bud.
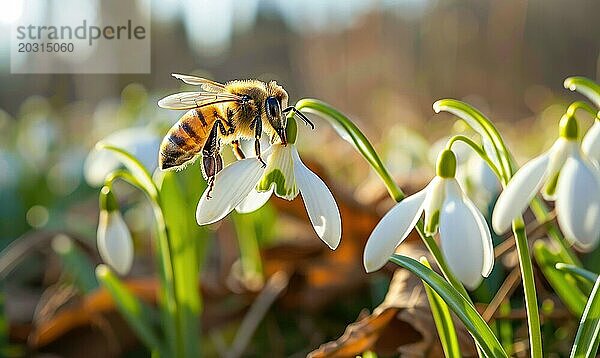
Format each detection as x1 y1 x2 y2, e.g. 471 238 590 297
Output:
97 186 133 275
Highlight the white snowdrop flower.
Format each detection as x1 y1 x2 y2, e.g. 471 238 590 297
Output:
582 118 600 165
84 127 161 187
493 114 600 251
364 149 494 289
96 186 133 275
196 121 341 250
460 155 501 212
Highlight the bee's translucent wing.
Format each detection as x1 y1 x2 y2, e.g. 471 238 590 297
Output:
158 91 242 110
171 74 226 93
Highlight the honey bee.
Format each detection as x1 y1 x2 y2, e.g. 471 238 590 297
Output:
157 74 312 192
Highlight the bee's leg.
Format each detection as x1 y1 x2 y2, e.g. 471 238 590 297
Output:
202 122 222 199
251 116 266 167
282 107 314 129
215 120 229 136
225 108 236 135
231 140 246 160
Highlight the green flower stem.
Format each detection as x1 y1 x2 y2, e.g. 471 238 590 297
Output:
445 135 503 180
513 218 543 358
564 76 600 108
434 100 542 358
567 101 598 118
293 99 470 299
100 149 179 356
294 98 405 202
433 100 513 183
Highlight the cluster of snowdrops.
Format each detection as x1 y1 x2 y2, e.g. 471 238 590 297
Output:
89 76 600 358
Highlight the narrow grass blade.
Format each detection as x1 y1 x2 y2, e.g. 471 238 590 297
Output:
390 255 507 358
570 275 600 358
556 263 599 284
420 257 462 358
556 263 597 294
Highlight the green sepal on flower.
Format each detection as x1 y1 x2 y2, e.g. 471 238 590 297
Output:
100 186 119 212
436 149 457 178
559 114 579 140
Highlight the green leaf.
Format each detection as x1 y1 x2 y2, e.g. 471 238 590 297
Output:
390 255 507 358
533 241 586 317
570 275 600 358
555 263 596 293
157 172 201 358
96 265 164 354
420 257 462 358
51 235 98 293
564 77 600 109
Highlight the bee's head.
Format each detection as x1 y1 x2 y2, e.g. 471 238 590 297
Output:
265 81 289 145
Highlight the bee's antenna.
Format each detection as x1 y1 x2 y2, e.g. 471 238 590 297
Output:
283 107 314 129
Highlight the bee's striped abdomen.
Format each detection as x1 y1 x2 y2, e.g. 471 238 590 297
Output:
159 108 215 170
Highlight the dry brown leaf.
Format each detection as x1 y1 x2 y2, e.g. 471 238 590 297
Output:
308 244 477 357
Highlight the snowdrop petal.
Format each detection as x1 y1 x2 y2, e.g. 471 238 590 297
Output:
363 189 428 272
440 180 486 289
555 156 600 251
492 153 550 234
468 155 501 196
238 136 271 158
292 148 341 250
235 188 273 213
583 121 600 165
196 158 264 225
542 138 577 200
465 195 494 277
97 211 133 275
258 144 298 200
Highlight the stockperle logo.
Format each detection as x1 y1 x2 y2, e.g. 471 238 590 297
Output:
10 0 150 74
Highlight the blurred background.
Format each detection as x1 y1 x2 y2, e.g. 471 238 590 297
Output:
1 0 599 356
